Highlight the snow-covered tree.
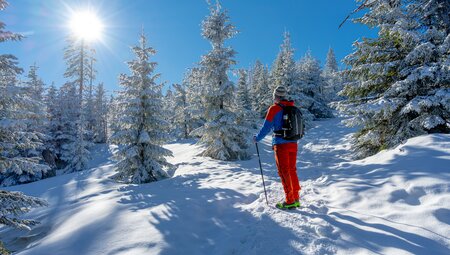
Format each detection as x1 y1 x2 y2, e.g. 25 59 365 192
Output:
185 67 206 136
249 60 271 118
295 50 334 120
62 36 95 171
236 70 251 110
25 63 45 102
0 190 47 230
0 1 50 186
270 32 296 92
93 83 108 143
0 70 50 186
338 0 449 158
172 83 189 139
44 82 59 152
110 32 172 184
235 69 257 129
53 83 83 171
163 86 176 139
107 94 120 142
85 49 97 140
324 47 338 74
192 2 251 160
322 47 344 102
23 63 47 154
0 3 47 239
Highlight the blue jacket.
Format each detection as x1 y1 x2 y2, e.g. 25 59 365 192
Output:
255 100 297 145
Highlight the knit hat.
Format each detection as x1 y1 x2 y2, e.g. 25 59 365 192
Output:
273 86 287 99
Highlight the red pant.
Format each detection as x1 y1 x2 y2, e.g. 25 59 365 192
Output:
274 143 300 204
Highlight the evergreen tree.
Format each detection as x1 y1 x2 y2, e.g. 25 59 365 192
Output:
163 86 176 140
0 0 49 186
322 47 344 102
235 69 257 129
55 83 82 171
185 67 206 136
236 69 252 111
107 94 120 142
45 82 59 152
338 0 449 158
0 190 47 230
324 47 338 74
0 3 47 238
192 2 251 160
110 32 172 184
249 61 271 118
270 32 296 92
62 36 95 171
85 49 97 140
296 50 334 119
172 83 189 139
23 63 47 154
93 83 108 143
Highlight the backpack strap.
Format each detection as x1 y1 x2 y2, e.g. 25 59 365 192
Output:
273 103 285 137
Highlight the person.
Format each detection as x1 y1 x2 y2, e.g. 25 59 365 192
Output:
253 86 301 209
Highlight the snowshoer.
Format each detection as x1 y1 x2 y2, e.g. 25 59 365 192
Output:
253 86 301 209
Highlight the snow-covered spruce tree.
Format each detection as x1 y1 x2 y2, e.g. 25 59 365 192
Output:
338 0 449 158
62 36 94 171
85 48 97 140
324 47 338 74
93 82 108 143
296 50 334 119
55 83 83 171
322 47 344 102
23 63 47 155
107 94 121 142
109 32 172 184
0 190 47 230
235 69 257 129
192 2 251 160
0 58 49 187
0 0 49 186
44 82 59 154
386 0 450 140
270 32 297 92
185 67 206 136
172 83 190 139
0 3 47 237
163 86 176 140
249 60 271 118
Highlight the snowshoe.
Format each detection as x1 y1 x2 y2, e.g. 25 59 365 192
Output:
275 201 300 210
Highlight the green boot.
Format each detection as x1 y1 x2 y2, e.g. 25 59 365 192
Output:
275 201 300 210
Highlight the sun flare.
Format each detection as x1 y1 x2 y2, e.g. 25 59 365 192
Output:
69 11 103 41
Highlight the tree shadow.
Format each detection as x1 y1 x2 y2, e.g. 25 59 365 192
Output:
117 173 303 255
1 158 118 254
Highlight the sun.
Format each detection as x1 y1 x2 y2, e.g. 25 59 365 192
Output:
69 10 103 41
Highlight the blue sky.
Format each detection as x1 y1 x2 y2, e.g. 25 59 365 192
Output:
1 0 376 93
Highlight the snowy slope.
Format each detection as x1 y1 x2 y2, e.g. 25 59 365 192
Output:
1 118 449 255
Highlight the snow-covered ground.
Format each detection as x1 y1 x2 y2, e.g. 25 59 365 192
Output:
1 118 449 255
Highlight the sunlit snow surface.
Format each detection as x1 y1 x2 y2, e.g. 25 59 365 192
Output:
1 118 449 255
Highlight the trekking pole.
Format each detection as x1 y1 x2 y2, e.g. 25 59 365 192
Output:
255 143 269 206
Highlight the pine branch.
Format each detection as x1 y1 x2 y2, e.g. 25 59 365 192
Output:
339 0 371 29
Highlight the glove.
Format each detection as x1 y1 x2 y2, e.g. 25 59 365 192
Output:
253 135 257 143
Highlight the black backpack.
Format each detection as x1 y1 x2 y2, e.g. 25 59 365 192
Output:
274 103 305 140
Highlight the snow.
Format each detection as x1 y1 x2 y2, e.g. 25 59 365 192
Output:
1 119 449 254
